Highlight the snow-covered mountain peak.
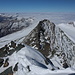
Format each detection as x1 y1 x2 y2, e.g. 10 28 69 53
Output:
23 19 55 57
0 14 75 75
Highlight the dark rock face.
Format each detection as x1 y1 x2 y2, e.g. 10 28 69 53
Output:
0 41 25 57
63 62 69 68
3 62 9 67
0 66 13 75
68 22 75 27
0 59 4 67
0 15 17 37
23 19 55 57
0 41 25 74
27 65 31 72
0 15 33 38
10 41 16 48
13 63 18 72
3 58 9 67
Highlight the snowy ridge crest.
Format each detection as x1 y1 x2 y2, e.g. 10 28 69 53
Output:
0 17 75 75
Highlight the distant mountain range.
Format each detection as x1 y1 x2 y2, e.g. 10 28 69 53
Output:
0 13 75 75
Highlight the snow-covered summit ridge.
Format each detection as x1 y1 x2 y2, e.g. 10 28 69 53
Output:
0 16 38 48
23 19 75 69
0 44 75 75
0 12 75 75
57 21 75 43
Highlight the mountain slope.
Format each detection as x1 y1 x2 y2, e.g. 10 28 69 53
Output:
0 45 75 75
23 19 53 57
0 15 34 37
0 17 38 48
23 19 75 70
0 18 75 75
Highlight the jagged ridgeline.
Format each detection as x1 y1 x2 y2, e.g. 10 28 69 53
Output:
0 15 33 37
23 19 55 57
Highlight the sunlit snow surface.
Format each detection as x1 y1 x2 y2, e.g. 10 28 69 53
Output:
58 23 75 43
0 46 75 75
0 13 75 48
0 13 75 75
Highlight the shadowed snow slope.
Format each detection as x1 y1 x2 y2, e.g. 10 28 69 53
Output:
0 45 75 75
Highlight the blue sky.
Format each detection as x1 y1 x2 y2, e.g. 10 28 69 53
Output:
0 0 75 12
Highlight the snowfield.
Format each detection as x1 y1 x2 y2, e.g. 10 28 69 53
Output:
0 13 75 75
58 23 75 43
0 17 39 48
0 46 75 75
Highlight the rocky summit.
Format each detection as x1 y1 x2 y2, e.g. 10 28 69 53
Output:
0 13 75 75
23 19 55 57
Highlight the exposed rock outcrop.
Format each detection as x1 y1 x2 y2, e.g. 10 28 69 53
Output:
0 59 4 67
3 58 9 67
23 19 55 57
0 15 34 37
13 63 18 72
0 66 13 75
0 41 25 57
23 19 75 68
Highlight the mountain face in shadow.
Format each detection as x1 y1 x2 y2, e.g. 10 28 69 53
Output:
23 19 55 57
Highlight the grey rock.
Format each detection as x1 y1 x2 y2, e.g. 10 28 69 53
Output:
0 59 4 67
